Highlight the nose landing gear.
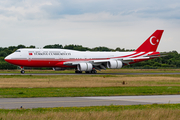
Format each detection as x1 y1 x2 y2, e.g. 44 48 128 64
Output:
20 66 25 74
21 70 25 74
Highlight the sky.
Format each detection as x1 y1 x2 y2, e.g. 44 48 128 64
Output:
0 0 180 52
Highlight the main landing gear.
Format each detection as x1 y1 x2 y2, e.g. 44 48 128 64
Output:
20 66 25 74
75 70 97 74
87 70 97 74
75 70 82 73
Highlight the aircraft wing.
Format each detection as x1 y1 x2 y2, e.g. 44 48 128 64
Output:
91 59 135 64
63 57 150 66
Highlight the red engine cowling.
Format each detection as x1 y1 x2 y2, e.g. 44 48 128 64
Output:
107 60 123 69
77 63 93 71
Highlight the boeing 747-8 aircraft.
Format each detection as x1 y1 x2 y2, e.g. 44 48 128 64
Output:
5 30 164 74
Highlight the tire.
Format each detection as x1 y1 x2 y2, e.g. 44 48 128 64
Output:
91 70 97 74
85 71 90 74
21 70 25 74
75 71 82 74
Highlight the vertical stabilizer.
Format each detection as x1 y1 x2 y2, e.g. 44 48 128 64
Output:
135 30 164 52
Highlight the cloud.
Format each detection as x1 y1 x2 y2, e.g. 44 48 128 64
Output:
0 0 180 52
0 0 54 20
0 0 180 20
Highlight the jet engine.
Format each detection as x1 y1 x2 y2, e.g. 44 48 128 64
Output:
107 60 123 69
77 63 93 71
53 67 66 71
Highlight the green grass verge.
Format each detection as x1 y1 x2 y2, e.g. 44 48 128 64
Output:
0 104 180 113
0 86 180 98
1 69 180 74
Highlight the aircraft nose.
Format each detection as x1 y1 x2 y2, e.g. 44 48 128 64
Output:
4 55 11 61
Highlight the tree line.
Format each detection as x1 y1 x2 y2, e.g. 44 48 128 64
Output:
0 44 179 69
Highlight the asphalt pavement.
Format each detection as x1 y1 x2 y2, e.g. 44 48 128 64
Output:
0 95 180 109
1 72 180 75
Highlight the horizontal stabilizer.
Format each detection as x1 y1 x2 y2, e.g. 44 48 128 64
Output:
143 52 168 58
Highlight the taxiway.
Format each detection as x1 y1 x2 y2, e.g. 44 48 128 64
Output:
1 72 180 76
0 95 180 109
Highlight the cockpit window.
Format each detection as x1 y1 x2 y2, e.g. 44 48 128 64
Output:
15 50 21 52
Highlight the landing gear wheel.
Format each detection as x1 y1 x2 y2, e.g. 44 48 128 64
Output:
75 71 82 74
85 71 90 74
21 70 25 74
91 70 97 74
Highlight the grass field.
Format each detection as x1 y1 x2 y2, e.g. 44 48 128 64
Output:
0 74 180 97
1 74 180 88
1 69 180 119
0 86 180 98
0 104 180 120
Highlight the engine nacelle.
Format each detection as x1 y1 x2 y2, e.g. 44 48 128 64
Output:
77 63 93 71
107 60 123 69
53 67 66 71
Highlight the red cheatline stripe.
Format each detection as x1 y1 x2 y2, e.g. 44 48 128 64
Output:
130 52 148 58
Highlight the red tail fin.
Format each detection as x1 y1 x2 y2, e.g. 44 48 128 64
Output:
135 30 164 52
